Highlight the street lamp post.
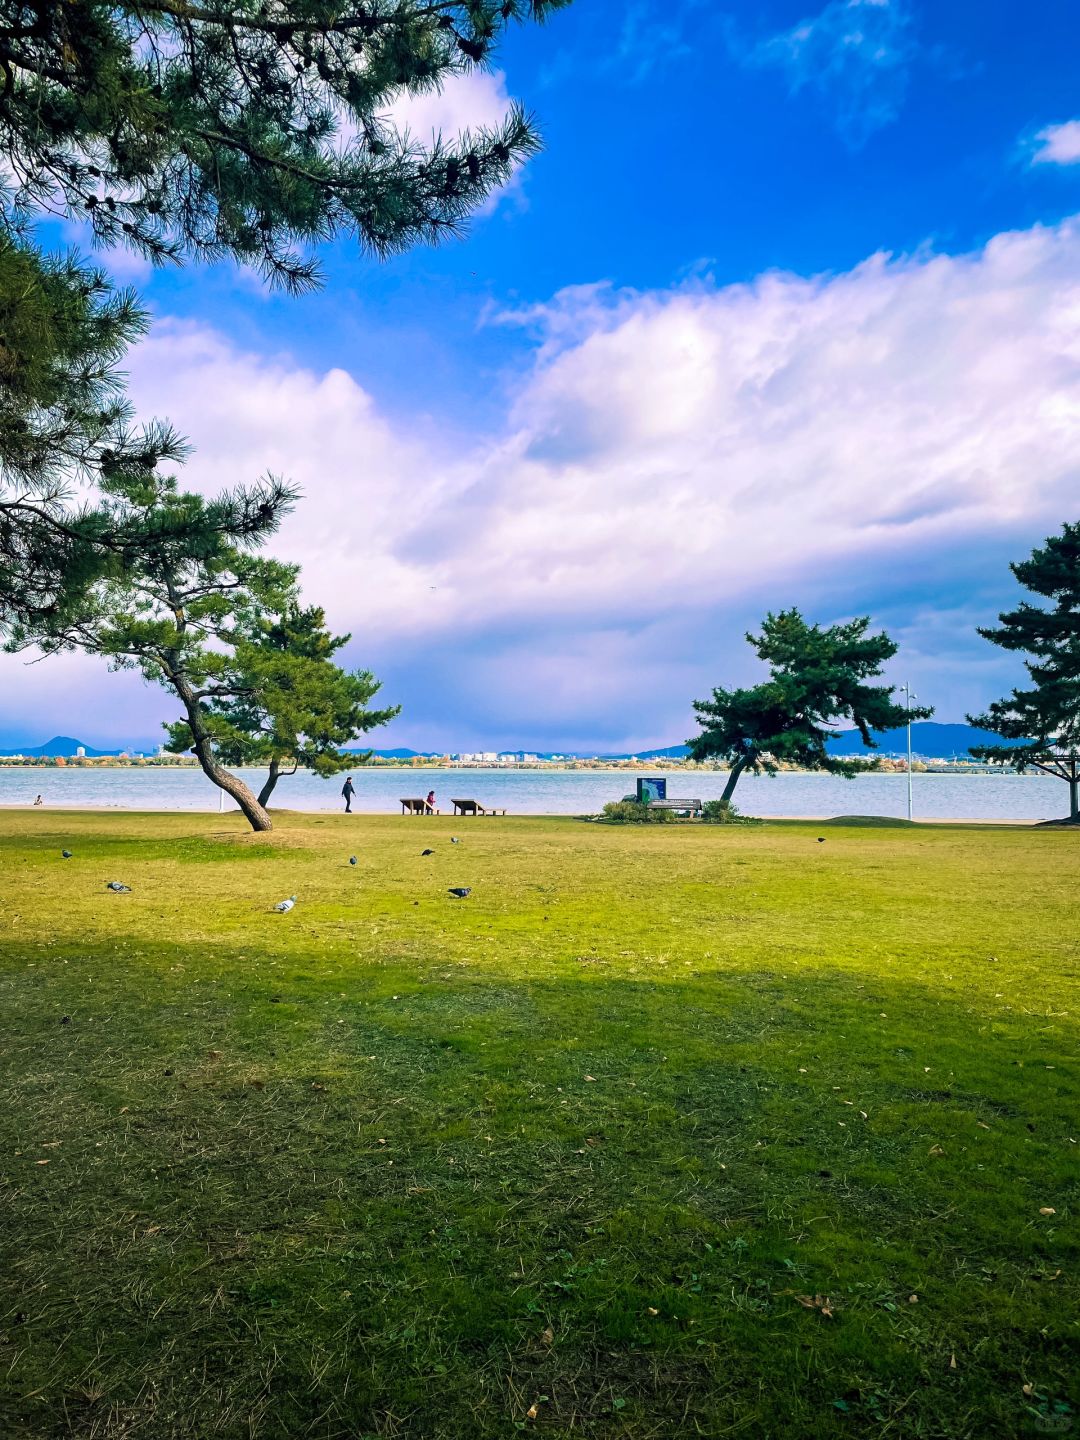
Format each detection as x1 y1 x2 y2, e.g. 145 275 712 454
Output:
901 683 916 822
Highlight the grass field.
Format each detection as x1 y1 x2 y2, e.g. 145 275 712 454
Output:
0 810 1076 1439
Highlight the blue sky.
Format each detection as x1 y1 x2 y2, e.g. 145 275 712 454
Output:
3 0 1080 752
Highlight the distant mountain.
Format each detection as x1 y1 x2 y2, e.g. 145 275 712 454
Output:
824 722 1026 759
360 747 441 759
0 735 124 757
626 744 691 759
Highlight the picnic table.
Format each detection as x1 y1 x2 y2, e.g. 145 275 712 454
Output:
451 798 508 817
400 797 437 815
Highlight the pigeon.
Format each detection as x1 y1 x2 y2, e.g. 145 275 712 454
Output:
421 848 435 856
61 850 72 859
106 881 131 893
349 855 358 866
275 896 297 913
450 837 460 844
448 887 471 899
817 838 826 843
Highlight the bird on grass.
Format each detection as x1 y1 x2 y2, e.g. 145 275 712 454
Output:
349 855 358 866
421 848 435 856
450 837 461 845
817 838 826 843
61 850 72 859
106 881 131 893
448 887 471 899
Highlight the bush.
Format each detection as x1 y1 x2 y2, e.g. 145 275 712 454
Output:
601 799 676 824
701 799 757 825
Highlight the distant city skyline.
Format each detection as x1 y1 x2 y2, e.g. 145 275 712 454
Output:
2 1 1078 751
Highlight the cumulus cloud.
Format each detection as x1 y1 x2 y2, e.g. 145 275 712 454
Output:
388 67 516 146
1029 119 1080 167
5 216 1080 750
741 0 915 144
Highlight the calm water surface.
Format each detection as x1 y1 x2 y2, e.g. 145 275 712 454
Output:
0 765 1064 821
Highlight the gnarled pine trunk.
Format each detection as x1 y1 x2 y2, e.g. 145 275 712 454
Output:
257 758 298 810
175 675 273 832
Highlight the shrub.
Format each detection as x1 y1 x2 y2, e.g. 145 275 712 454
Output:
601 799 676 824
702 799 757 825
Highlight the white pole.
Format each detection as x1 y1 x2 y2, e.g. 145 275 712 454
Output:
904 683 915 822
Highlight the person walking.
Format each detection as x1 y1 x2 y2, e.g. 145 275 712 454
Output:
342 776 355 814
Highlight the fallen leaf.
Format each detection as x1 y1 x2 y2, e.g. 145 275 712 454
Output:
35 1159 49 1165
950 1354 957 1370
540 1326 554 1345
929 1145 945 1156
1023 1384 1034 1398
795 1294 834 1318
798 1067 807 1073
908 1294 918 1304
977 1121 990 1130
584 1075 596 1082
646 1307 659 1316
526 1403 538 1420
1039 1207 1056 1216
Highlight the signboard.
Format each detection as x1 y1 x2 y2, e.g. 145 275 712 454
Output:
637 777 667 803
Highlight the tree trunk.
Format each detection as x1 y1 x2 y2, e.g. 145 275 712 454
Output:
175 676 273 831
721 757 749 807
1070 773 1079 823
257 758 281 811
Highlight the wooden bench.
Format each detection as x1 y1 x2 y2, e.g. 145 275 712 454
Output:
451 798 507 817
400 797 437 815
648 798 704 814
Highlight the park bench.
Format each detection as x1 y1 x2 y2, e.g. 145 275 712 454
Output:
648 798 704 814
400 797 437 815
451 798 507 817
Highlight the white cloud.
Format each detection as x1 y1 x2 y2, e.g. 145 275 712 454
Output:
388 67 516 147
5 215 1080 747
1029 119 1080 167
743 0 915 143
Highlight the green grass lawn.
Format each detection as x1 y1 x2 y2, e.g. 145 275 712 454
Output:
0 810 1076 1439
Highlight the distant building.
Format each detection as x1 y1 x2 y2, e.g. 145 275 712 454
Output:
75 747 85 757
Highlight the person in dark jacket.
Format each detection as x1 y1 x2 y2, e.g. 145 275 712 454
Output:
342 776 355 813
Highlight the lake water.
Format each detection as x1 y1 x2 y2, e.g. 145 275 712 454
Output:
0 765 1065 821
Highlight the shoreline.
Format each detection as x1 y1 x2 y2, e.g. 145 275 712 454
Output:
0 802 1043 825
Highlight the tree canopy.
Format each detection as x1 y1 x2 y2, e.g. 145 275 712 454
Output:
968 521 1080 821
6 469 314 830
163 602 399 808
1 0 568 289
688 609 932 806
0 239 192 628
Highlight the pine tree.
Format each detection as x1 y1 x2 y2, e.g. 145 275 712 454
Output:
968 522 1080 822
7 470 304 831
0 239 190 628
689 609 933 807
163 603 400 808
0 0 568 289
